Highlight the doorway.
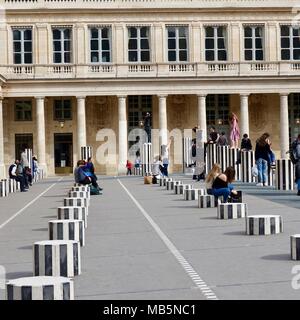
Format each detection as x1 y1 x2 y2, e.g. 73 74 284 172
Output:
54 133 73 174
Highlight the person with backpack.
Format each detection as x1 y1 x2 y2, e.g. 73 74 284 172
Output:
9 160 27 192
77 160 101 191
292 134 300 196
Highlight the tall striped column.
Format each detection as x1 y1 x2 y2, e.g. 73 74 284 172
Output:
216 145 229 172
275 159 294 190
241 150 256 183
142 143 152 175
206 143 217 174
228 148 241 181
183 137 193 169
81 146 92 161
25 149 33 169
6 276 74 300
291 235 300 260
33 240 81 277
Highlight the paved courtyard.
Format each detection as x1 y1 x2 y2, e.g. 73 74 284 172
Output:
0 175 300 300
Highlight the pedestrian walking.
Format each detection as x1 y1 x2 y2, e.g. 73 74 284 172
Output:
255 133 272 186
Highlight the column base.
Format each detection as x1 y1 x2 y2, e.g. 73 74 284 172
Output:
0 164 6 179
118 164 127 176
37 163 47 179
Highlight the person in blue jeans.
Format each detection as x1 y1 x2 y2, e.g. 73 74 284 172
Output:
255 133 272 187
212 166 237 202
294 134 300 196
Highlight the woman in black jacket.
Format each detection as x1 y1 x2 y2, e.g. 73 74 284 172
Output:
255 133 272 186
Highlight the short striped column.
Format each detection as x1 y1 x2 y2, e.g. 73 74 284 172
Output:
133 167 142 176
8 179 17 193
174 184 192 195
184 188 205 200
198 195 218 208
57 207 88 228
216 145 229 172
64 197 88 208
71 186 90 192
241 150 256 183
81 146 92 161
268 166 276 187
49 219 85 246
33 240 81 277
217 203 247 220
68 191 90 201
246 215 283 235
228 148 241 181
291 235 300 260
206 143 217 174
0 179 8 197
168 181 182 191
163 178 172 187
6 276 74 300
275 159 294 190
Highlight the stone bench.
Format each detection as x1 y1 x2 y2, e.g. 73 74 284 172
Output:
57 206 88 228
291 235 300 260
246 215 283 235
33 240 81 278
49 219 85 246
198 195 219 208
6 276 74 300
217 203 247 220
174 184 192 195
184 188 206 200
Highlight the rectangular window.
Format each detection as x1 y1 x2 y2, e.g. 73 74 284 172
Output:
15 133 33 160
15 100 32 121
167 26 188 62
52 28 72 63
128 26 150 62
206 94 230 130
205 26 227 61
90 27 111 63
244 26 264 61
13 28 32 64
54 99 72 120
281 25 300 60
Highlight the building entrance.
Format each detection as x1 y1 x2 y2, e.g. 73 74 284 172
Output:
54 133 73 174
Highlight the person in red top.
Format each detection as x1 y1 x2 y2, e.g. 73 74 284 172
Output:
126 160 133 175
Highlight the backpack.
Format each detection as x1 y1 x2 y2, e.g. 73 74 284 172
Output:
290 140 298 164
8 164 15 178
90 185 100 195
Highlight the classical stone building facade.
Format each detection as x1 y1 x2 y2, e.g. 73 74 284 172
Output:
0 0 300 176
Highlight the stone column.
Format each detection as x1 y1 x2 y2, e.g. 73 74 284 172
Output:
77 96 87 160
240 94 249 137
36 97 47 175
197 94 207 142
118 95 128 174
158 95 168 154
0 97 5 178
280 94 290 159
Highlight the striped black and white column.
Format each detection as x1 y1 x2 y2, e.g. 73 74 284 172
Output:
0 179 8 197
25 149 32 169
64 197 89 208
206 143 217 174
33 240 81 277
68 191 90 203
228 148 241 181
163 178 172 187
183 137 193 171
275 159 294 190
133 167 142 176
217 203 247 220
6 276 74 300
57 206 88 228
168 181 182 191
71 186 90 192
174 184 192 195
198 195 218 208
291 235 300 260
8 179 17 193
142 143 152 175
81 146 92 161
216 145 229 172
49 219 85 246
241 150 256 183
246 215 283 235
184 188 206 200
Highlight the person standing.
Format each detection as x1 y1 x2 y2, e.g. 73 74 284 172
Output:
293 134 300 196
229 112 240 149
20 145 30 188
144 112 152 143
126 160 133 175
255 133 272 187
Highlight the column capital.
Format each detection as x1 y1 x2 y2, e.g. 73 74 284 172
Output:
0 96 3 101
117 95 127 99
197 94 207 98
279 92 289 97
35 96 45 100
239 93 250 98
76 96 86 100
157 94 168 99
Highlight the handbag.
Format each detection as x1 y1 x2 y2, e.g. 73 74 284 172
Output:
251 165 258 177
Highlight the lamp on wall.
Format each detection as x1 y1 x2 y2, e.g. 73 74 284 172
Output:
217 118 223 125
59 120 65 128
295 118 300 125
139 120 144 128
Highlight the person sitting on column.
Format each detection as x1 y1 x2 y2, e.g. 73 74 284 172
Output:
126 160 133 175
241 133 252 151
293 134 300 196
255 133 273 187
205 163 221 195
229 112 240 149
86 157 98 182
78 160 102 191
211 166 238 202
9 160 27 192
216 132 228 146
144 112 152 143
152 156 163 184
